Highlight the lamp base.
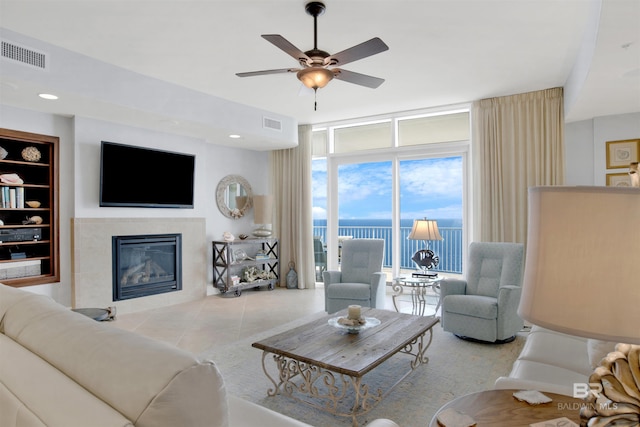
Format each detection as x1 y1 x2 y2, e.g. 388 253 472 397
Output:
252 227 272 238
412 249 439 271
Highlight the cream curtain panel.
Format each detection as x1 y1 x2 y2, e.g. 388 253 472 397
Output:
269 125 315 289
473 87 565 243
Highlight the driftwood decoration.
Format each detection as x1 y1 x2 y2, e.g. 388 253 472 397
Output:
120 259 169 285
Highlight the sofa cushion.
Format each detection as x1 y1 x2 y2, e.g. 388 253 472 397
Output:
444 294 497 319
517 327 592 376
325 283 371 300
0 334 132 427
0 285 229 427
0 382 47 427
493 325 595 397
476 258 502 297
495 359 590 397
228 396 313 427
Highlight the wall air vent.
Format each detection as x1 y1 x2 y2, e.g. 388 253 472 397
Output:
263 117 282 132
1 40 48 70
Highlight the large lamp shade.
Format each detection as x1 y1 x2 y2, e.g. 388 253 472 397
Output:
253 195 273 225
518 186 640 344
407 219 443 241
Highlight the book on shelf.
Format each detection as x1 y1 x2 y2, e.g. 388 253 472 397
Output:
9 188 16 209
16 187 24 208
0 187 25 208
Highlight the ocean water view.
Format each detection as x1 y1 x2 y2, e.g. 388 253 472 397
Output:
313 219 463 273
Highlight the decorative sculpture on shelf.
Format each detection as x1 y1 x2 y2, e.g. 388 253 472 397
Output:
242 266 275 282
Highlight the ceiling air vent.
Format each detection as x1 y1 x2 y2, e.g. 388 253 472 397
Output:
263 117 282 132
1 40 48 70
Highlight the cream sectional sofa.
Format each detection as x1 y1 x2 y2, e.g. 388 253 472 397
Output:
493 325 617 396
0 284 398 427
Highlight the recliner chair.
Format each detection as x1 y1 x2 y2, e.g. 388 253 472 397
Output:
440 242 524 343
323 239 386 314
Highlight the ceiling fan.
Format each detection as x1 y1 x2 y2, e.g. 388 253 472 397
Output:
236 1 389 109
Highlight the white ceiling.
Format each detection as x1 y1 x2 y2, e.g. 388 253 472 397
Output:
1 0 639 149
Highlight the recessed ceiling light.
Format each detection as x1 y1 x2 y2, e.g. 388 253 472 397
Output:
38 93 58 100
229 134 241 139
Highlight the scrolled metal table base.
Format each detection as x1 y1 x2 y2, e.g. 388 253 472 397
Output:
259 328 434 427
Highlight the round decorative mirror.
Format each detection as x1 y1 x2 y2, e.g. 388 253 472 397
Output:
216 175 253 219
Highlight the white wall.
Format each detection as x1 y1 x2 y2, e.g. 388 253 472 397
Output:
565 112 640 185
1 105 270 305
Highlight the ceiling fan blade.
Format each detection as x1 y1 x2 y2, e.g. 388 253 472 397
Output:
332 69 385 89
262 34 311 65
236 68 300 77
326 37 389 67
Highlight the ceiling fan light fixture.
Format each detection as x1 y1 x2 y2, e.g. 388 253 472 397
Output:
297 67 334 89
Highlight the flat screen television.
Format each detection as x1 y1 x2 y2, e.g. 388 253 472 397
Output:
100 141 195 208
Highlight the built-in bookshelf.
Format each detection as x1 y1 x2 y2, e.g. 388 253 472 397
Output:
0 128 59 287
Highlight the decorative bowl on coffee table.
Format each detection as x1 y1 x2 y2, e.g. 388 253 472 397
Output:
328 317 381 334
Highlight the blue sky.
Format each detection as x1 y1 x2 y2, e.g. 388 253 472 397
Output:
312 157 463 220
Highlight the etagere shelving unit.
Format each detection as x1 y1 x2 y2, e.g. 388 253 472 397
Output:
212 238 279 297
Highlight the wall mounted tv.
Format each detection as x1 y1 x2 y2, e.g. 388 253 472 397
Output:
100 141 195 208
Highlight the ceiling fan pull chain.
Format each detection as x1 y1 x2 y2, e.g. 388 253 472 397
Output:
314 89 318 111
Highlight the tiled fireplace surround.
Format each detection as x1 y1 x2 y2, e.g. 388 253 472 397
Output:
71 218 207 314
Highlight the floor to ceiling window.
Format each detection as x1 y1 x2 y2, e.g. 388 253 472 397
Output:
312 106 470 281
399 156 463 275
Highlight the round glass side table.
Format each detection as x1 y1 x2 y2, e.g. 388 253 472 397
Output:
392 276 443 317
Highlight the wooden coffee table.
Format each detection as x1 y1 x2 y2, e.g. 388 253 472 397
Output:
252 308 439 426
429 389 584 426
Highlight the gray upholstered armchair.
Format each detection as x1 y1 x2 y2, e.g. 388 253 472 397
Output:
323 239 386 314
440 242 524 343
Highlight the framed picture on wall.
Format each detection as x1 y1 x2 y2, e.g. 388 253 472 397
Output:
606 139 640 169
606 173 632 187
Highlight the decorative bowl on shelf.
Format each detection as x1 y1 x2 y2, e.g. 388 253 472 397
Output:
328 317 381 334
26 201 41 208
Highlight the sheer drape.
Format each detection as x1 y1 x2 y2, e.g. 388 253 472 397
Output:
473 87 565 243
269 125 315 289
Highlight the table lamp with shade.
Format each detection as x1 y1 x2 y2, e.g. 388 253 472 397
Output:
518 186 640 426
252 195 273 237
407 218 443 276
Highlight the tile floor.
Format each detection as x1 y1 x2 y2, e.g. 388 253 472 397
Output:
110 285 403 355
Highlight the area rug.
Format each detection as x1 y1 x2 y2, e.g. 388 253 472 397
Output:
201 312 526 427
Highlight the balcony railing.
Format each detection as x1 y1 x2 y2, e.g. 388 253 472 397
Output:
313 225 463 274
